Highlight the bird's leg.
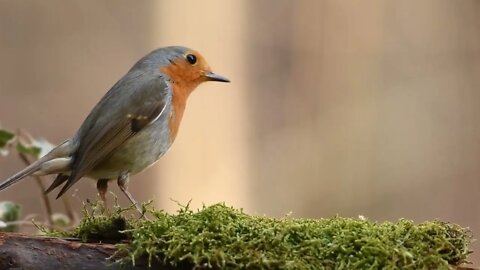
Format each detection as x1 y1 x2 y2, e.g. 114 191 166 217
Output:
96 178 109 210
117 172 143 215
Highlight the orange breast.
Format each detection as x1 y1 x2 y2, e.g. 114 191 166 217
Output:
168 83 187 142
161 65 194 143
160 59 205 142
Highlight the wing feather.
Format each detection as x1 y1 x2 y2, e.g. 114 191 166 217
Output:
55 75 170 198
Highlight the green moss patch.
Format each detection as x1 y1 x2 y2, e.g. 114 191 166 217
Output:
58 202 472 269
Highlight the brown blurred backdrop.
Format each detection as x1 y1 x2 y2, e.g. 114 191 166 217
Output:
1 0 480 263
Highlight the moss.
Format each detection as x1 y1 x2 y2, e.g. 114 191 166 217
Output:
59 202 472 269
52 200 132 242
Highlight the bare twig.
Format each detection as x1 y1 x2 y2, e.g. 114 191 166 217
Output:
61 195 75 224
3 220 54 230
17 153 54 227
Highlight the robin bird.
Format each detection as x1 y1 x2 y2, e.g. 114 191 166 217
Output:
0 46 229 213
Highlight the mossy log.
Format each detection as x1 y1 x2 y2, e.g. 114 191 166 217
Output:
1 203 476 269
0 233 476 270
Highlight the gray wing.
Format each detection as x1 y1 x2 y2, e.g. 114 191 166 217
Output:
56 74 170 198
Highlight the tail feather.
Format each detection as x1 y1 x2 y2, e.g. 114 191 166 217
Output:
0 140 73 192
45 174 69 194
0 157 47 191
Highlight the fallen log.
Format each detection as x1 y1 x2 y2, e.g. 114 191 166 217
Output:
0 203 477 270
0 232 477 270
0 233 162 270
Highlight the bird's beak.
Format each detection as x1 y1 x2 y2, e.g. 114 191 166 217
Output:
205 71 230 83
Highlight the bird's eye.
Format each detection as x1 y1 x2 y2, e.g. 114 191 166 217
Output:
186 54 197 65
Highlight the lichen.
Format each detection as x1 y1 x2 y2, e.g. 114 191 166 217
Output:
57 202 472 269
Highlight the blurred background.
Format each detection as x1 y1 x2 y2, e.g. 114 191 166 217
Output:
1 0 480 262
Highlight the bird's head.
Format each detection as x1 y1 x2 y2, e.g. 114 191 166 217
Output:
146 46 230 94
